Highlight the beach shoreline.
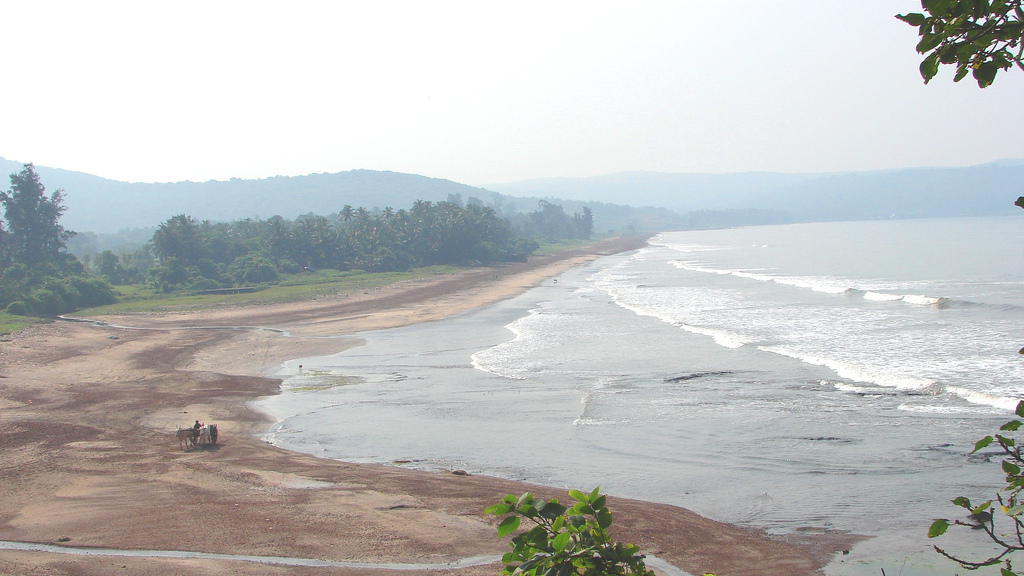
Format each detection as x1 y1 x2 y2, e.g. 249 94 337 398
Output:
0 236 858 576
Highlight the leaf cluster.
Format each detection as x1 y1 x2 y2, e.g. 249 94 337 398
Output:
928 400 1024 573
897 0 1024 87
485 488 654 576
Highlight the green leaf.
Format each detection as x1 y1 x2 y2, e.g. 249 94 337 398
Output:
972 500 993 514
498 516 521 539
918 33 946 54
923 0 954 15
928 518 950 537
1004 461 1022 475
973 436 994 453
597 507 613 529
516 493 534 508
552 516 564 532
920 52 942 81
897 12 928 26
486 503 512 515
953 496 973 508
1002 420 1023 431
568 489 587 503
939 45 959 64
552 531 571 552
539 501 567 521
592 495 607 511
973 61 999 87
1015 400 1024 418
589 486 602 500
524 525 548 549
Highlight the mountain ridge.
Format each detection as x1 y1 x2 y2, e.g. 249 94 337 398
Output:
2 157 1021 234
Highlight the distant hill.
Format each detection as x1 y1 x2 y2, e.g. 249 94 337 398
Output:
488 162 1024 221
2 157 1021 235
0 158 499 233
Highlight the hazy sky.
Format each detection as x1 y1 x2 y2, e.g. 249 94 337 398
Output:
3 1 1022 185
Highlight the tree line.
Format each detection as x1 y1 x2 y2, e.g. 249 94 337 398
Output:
1 164 595 315
138 199 541 293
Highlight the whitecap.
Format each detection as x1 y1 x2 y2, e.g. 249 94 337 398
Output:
863 291 903 302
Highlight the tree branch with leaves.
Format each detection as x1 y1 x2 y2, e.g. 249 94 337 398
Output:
928 401 1024 574
897 0 1024 87
486 488 655 576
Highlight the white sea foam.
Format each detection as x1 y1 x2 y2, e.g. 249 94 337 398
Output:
944 385 1022 412
591 267 752 349
863 291 903 302
784 352 1021 411
669 257 958 306
760 345 939 392
897 403 1007 415
469 313 533 380
771 275 852 294
669 260 854 294
831 382 900 395
676 323 750 349
901 294 945 306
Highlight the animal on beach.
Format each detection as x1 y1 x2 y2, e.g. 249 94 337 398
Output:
198 425 211 445
174 426 194 450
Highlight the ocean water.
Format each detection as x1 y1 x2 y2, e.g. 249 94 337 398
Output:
255 216 1024 574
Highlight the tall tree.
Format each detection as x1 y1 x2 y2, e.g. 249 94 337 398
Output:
152 214 205 266
1 164 73 267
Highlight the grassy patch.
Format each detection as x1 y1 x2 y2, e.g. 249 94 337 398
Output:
0 312 40 336
74 266 464 316
533 237 610 255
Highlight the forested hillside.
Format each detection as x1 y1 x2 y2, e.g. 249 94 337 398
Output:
5 156 1021 240
0 157 682 235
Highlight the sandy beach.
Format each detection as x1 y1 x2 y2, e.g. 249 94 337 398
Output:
0 237 857 576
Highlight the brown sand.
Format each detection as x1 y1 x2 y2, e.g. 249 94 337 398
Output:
0 237 857 576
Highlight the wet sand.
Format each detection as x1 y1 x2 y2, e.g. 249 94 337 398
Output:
0 237 857 575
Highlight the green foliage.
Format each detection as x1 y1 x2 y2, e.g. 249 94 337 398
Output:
142 199 542 295
226 252 279 285
93 249 133 284
0 163 73 267
152 214 205 266
514 201 595 243
897 0 1024 87
486 488 654 576
928 400 1024 573
12 275 118 317
0 165 121 318
148 256 198 292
